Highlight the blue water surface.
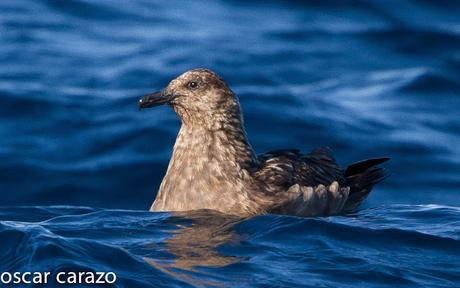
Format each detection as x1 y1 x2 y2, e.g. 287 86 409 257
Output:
1 0 460 287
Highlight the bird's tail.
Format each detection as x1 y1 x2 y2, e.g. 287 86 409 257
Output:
343 157 390 212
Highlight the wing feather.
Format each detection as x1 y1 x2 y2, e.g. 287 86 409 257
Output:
253 147 346 195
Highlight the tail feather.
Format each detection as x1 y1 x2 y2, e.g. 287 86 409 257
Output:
343 157 389 212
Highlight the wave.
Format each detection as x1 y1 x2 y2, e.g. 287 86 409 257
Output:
0 205 459 287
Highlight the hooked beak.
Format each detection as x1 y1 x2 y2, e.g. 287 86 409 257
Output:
138 90 170 109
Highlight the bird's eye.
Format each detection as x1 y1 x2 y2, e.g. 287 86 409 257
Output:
188 81 198 89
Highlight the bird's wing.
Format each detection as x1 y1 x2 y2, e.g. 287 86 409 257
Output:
252 147 349 216
253 147 346 192
252 149 300 193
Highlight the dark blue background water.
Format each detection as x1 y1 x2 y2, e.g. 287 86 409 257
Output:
1 0 459 287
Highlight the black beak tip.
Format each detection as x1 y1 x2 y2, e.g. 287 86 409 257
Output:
138 90 169 110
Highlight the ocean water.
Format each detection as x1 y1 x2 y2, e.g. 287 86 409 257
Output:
1 0 459 287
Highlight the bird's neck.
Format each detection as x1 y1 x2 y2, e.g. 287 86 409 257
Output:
151 118 258 212
171 119 257 174
172 100 258 170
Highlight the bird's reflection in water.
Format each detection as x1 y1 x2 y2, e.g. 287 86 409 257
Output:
144 210 245 286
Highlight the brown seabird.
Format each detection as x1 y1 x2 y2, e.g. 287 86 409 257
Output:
139 68 389 217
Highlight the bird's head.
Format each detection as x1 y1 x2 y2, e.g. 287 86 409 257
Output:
139 68 241 126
